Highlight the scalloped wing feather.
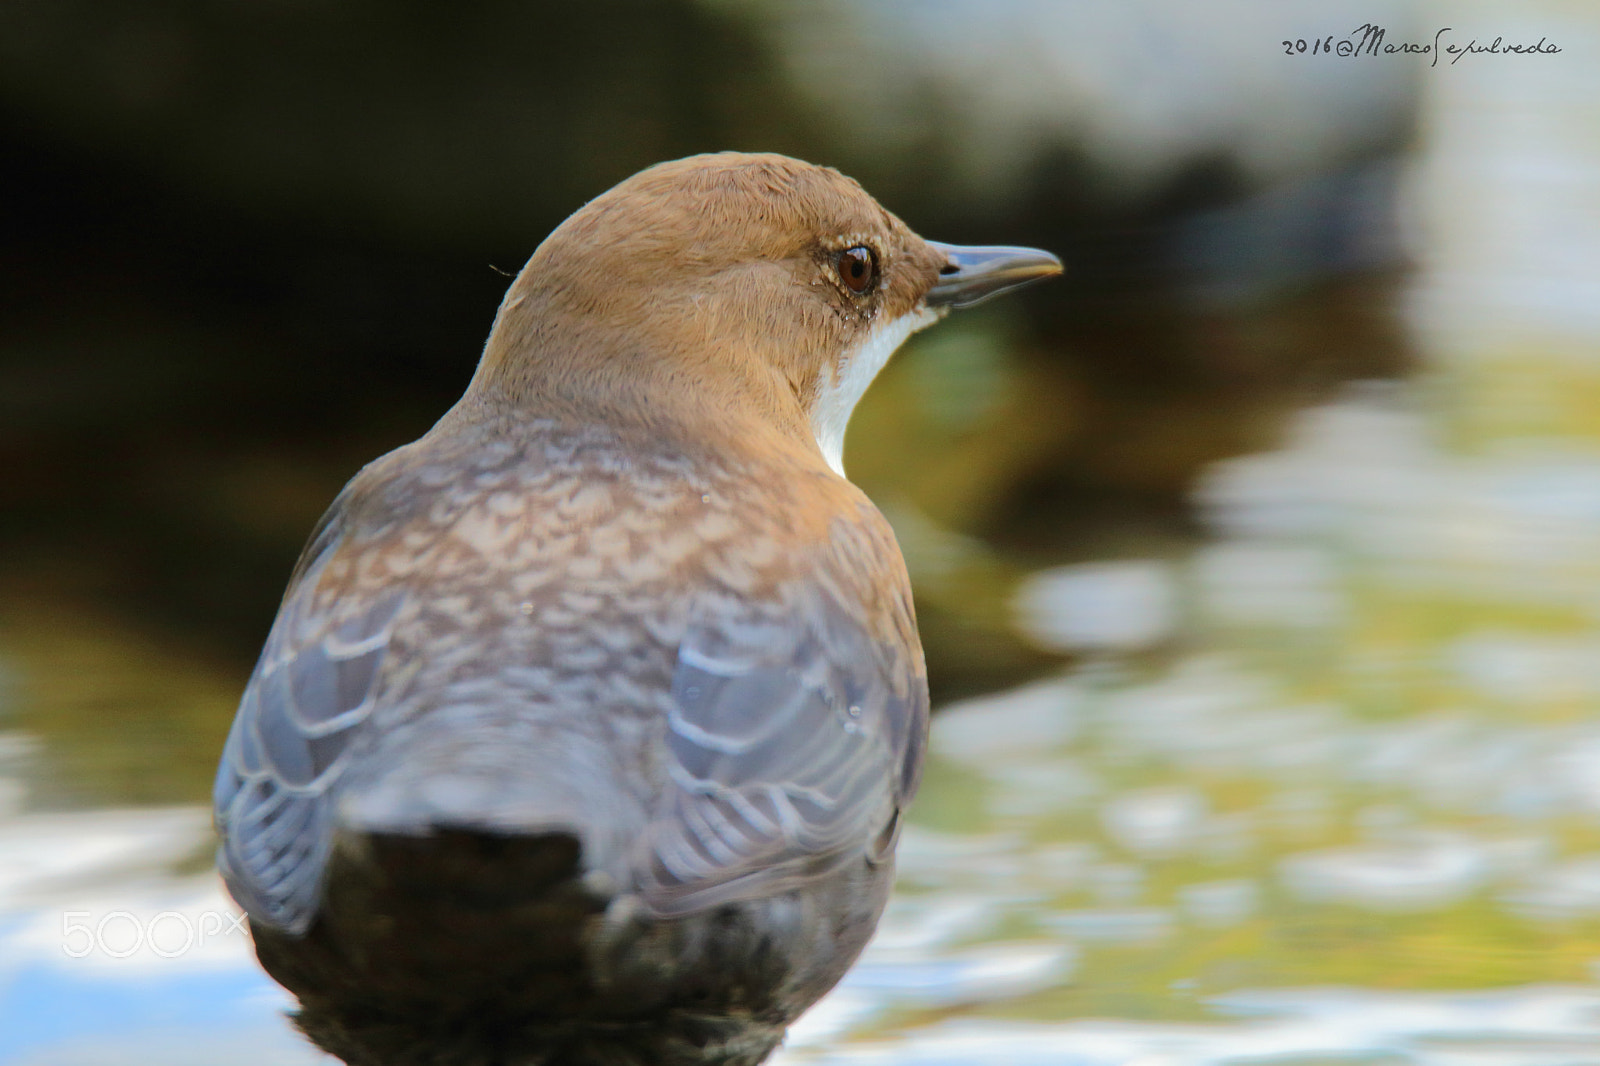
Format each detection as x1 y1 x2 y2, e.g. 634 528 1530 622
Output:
213 518 405 934
639 578 927 915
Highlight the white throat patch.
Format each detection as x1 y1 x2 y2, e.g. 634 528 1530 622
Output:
811 306 940 477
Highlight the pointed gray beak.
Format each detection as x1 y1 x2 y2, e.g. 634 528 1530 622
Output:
925 242 1063 310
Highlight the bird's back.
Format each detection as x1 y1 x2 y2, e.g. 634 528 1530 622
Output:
215 413 927 1065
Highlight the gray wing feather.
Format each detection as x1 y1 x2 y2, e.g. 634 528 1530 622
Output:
213 516 404 933
640 585 927 915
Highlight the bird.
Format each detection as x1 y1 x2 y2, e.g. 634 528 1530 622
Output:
212 151 1060 1066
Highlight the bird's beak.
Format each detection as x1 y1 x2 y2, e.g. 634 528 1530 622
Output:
924 242 1063 310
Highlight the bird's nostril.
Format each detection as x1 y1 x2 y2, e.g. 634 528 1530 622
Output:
939 262 959 275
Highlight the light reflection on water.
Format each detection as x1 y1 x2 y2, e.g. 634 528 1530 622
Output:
772 393 1600 1062
786 987 1600 1066
0 802 322 1065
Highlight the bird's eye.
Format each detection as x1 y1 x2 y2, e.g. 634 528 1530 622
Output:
836 246 877 295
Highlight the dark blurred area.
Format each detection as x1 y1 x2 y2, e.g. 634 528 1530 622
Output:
0 0 1417 708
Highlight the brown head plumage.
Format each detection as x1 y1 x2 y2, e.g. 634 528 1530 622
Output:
460 152 1048 476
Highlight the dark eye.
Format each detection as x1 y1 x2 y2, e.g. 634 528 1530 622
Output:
837 245 877 295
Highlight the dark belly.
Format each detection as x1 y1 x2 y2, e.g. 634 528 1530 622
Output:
248 827 891 1066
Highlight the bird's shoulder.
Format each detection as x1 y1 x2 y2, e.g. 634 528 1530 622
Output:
304 417 914 640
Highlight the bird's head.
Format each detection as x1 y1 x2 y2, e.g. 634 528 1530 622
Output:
469 152 1060 476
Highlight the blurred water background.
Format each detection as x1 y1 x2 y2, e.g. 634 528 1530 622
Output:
3 1 1599 1062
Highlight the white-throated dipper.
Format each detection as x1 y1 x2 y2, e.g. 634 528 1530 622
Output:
214 152 1060 1066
